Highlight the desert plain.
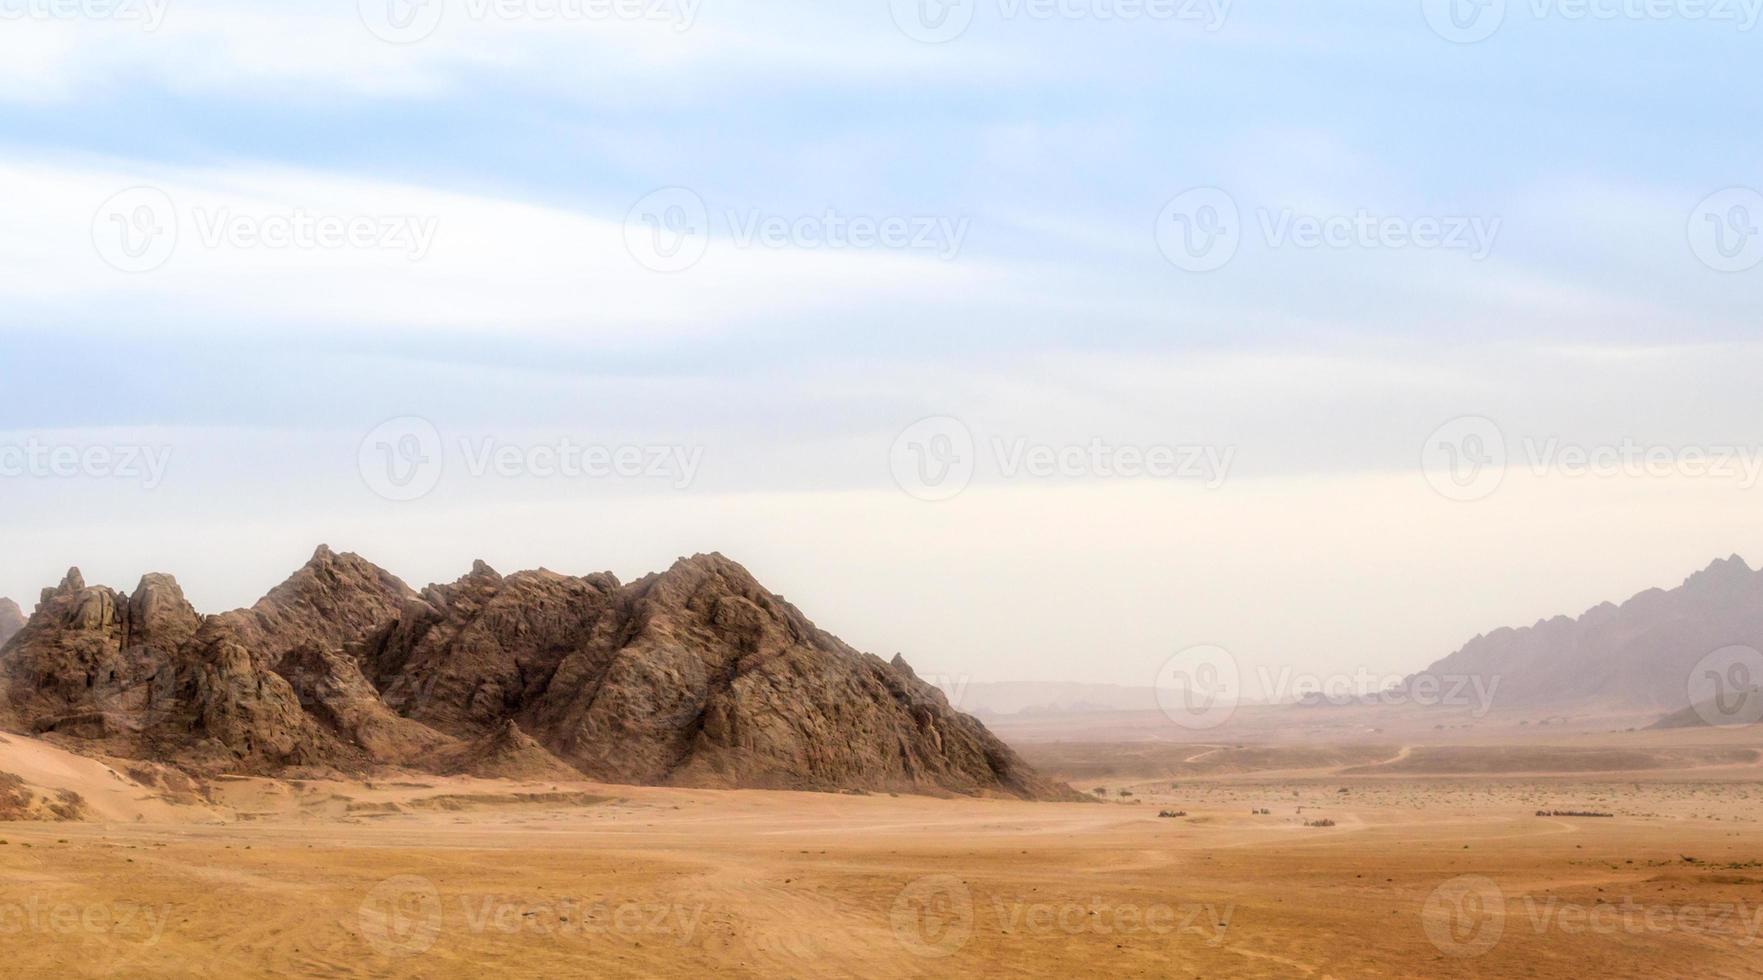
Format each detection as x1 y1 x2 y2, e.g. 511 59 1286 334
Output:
2 705 1761 980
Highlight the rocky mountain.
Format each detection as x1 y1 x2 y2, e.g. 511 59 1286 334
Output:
0 547 1079 801
0 599 22 649
1407 555 1763 717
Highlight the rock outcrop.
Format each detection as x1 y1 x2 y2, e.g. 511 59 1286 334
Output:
434 720 580 781
0 548 1079 801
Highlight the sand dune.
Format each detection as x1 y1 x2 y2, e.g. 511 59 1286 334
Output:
0 733 213 824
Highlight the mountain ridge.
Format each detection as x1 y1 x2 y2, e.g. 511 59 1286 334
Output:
0 547 1080 801
1408 555 1763 716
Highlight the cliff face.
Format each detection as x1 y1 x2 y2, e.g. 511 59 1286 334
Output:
0 548 1079 801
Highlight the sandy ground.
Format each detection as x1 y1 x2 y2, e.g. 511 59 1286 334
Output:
2 727 1762 979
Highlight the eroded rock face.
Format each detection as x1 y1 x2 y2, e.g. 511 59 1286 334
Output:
0 549 1078 801
0 548 427 771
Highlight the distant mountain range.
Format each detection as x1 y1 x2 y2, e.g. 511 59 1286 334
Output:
1411 555 1763 719
0 548 1079 800
959 556 1763 727
944 682 1164 718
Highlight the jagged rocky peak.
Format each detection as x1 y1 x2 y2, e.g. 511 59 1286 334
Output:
1683 553 1758 592
236 544 419 661
40 567 87 606
0 547 1082 801
126 573 201 651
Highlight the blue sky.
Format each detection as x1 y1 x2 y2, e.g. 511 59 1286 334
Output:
2 0 1762 692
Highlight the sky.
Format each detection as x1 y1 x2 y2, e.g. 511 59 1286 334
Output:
2 0 1762 695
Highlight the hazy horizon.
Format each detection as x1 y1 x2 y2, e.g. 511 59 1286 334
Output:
6 0 1763 692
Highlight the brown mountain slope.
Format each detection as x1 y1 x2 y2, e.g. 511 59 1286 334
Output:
0 598 23 649
1407 555 1763 715
0 548 1079 801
